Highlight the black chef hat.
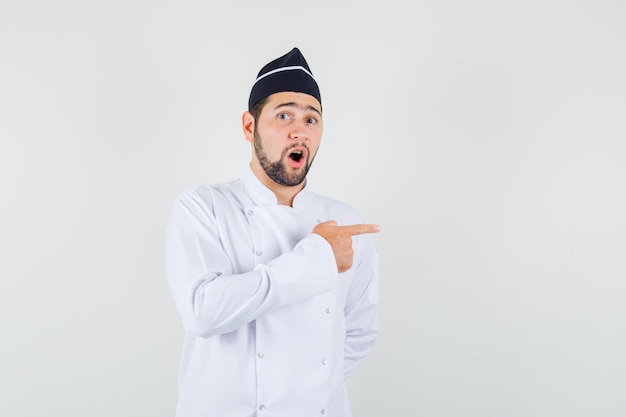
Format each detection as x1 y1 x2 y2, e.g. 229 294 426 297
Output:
248 47 321 110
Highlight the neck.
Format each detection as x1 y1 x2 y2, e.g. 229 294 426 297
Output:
250 163 304 207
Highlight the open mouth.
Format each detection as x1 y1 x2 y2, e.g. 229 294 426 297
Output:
289 150 304 163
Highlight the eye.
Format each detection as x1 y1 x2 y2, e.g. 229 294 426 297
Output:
307 117 318 124
278 113 290 120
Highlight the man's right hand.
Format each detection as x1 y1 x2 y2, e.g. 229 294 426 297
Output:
312 220 380 273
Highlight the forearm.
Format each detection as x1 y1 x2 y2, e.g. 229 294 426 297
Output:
343 237 380 378
344 312 379 378
167 233 338 338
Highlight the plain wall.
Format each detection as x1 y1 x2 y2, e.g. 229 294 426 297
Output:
1 1 625 416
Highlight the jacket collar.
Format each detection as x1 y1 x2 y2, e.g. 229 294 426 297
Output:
241 165 312 207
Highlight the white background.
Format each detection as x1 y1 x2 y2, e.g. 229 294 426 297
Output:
1 1 625 416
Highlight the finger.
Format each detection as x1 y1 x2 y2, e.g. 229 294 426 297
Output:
343 224 381 236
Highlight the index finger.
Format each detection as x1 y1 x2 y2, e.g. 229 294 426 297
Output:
342 224 381 236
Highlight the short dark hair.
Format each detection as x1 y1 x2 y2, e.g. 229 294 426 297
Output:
249 96 269 122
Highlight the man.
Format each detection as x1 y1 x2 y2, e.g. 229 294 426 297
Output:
165 47 380 417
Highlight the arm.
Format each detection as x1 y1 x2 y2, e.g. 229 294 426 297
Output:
165 193 338 338
343 233 380 378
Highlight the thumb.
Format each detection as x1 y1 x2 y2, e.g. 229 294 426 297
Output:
317 220 338 227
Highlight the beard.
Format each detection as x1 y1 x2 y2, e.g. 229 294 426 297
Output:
253 127 315 187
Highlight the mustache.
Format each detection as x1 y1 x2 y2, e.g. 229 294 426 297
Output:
282 142 310 156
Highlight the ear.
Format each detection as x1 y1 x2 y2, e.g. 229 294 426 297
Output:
242 111 255 143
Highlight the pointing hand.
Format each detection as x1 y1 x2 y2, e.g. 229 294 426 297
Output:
312 220 380 273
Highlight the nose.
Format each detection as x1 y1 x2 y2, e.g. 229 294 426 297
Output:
288 120 309 141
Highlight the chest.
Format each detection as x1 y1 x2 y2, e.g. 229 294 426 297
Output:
215 204 329 272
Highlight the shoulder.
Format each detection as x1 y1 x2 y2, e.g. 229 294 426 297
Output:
172 179 246 219
178 178 244 204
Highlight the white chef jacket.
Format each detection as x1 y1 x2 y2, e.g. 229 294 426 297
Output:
165 167 379 417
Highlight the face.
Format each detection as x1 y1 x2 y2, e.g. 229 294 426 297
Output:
244 92 323 187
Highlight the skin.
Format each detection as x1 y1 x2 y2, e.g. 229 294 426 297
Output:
243 91 323 205
242 91 380 272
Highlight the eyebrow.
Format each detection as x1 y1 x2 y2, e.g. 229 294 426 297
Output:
273 102 322 116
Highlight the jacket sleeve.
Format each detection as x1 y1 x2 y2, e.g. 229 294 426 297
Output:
343 232 380 379
165 192 338 338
